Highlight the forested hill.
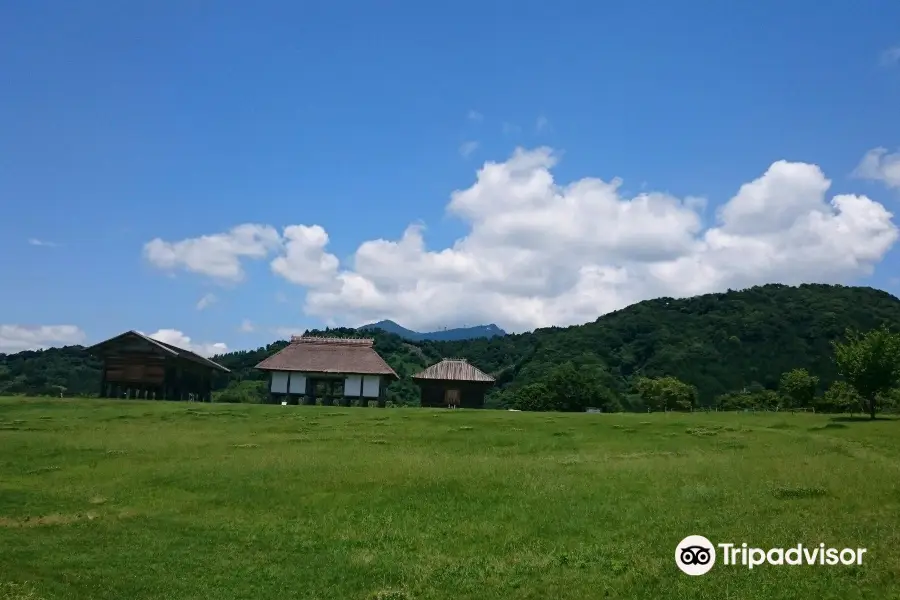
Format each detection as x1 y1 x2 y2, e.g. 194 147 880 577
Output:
3 284 900 406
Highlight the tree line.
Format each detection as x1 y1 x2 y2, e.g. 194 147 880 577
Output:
3 284 900 416
500 326 899 419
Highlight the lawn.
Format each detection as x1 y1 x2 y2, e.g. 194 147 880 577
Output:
1 398 898 600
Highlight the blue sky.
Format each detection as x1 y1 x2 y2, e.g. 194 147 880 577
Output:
2 1 900 355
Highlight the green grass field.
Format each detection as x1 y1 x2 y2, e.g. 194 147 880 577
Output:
1 398 898 599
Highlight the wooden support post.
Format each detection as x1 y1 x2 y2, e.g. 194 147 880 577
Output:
377 379 387 408
99 367 108 398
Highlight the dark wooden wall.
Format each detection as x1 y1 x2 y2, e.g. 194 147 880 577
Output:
99 353 214 401
415 380 493 408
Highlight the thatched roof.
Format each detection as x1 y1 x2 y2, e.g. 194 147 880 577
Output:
411 358 494 383
86 330 230 373
254 336 398 377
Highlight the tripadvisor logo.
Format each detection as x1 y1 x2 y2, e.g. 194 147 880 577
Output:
675 535 867 575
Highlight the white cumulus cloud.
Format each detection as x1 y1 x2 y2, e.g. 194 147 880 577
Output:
143 223 282 282
143 329 228 357
269 225 340 287
303 147 898 331
144 147 899 333
0 325 86 353
854 147 900 189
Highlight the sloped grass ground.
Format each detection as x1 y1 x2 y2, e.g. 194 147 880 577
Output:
0 398 898 600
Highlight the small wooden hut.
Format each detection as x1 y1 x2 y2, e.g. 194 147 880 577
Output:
254 336 398 406
87 330 230 401
411 358 495 408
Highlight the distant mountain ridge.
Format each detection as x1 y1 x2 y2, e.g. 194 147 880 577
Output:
358 320 507 341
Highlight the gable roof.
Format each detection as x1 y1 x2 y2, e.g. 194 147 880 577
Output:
412 358 495 383
86 330 230 373
254 336 398 378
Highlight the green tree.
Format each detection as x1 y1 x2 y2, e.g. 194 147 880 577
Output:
818 380 862 414
214 380 268 404
508 382 552 411
634 376 697 411
832 326 900 419
778 368 819 409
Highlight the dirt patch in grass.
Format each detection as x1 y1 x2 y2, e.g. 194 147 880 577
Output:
611 451 680 460
686 427 719 437
231 443 260 449
722 425 752 433
26 466 60 475
0 512 100 528
1 581 46 600
369 590 410 600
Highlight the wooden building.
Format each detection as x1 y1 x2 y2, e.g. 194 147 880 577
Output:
254 336 398 406
412 358 495 408
87 330 230 401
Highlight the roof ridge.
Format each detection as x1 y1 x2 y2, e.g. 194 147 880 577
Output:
255 336 397 377
290 335 374 347
411 358 495 382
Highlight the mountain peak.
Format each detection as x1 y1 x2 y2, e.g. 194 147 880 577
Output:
357 320 507 342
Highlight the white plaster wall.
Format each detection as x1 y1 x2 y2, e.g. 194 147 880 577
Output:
289 373 306 394
270 371 289 394
345 375 362 396
362 375 381 398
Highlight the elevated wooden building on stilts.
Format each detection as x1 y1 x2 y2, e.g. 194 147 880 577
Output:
255 336 398 406
87 330 230 401
412 358 495 408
